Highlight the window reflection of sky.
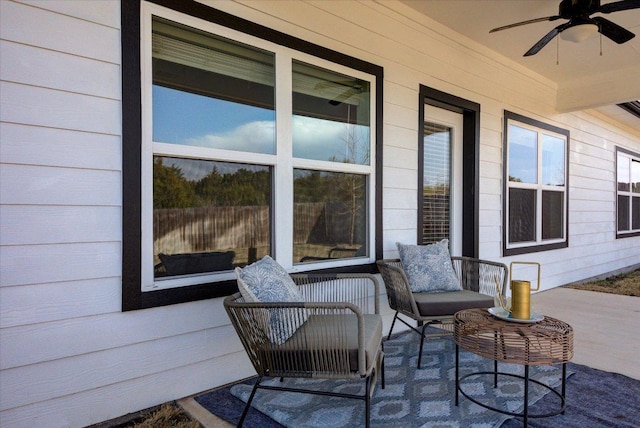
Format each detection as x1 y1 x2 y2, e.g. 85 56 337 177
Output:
542 134 565 186
153 85 275 154
633 160 640 192
153 85 370 164
509 125 537 183
510 124 566 186
618 154 631 192
293 115 369 164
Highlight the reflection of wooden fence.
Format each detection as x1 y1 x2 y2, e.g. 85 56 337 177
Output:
154 205 271 252
153 203 362 254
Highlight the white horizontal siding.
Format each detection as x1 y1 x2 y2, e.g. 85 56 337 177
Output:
1 41 121 99
384 145 417 170
0 164 121 206
0 82 120 134
0 297 231 369
1 0 639 427
0 123 121 170
0 243 120 288
383 165 416 190
1 206 121 245
0 351 255 428
570 187 612 202
384 124 417 151
2 0 120 62
384 188 417 210
1 326 231 411
0 278 121 328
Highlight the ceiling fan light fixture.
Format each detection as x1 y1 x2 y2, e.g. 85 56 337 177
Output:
560 23 599 43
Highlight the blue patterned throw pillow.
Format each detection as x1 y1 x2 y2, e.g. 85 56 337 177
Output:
396 240 461 293
235 256 307 344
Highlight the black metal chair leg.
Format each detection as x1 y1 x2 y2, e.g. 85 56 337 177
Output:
417 323 429 369
380 343 386 389
387 312 399 340
238 377 261 427
365 376 371 428
561 363 567 414
455 344 459 406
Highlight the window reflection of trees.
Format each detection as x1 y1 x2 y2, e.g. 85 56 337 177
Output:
294 170 366 263
153 158 367 274
153 158 271 275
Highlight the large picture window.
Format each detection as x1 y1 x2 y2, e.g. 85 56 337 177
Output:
122 0 382 310
503 111 569 256
617 148 640 238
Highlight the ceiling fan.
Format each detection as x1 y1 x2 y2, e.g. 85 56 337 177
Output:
490 0 640 56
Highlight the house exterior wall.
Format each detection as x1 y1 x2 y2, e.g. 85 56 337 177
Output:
0 0 638 426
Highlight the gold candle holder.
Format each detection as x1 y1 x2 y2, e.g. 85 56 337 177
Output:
509 262 541 320
510 280 531 319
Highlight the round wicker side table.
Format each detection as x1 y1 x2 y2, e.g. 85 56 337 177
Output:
453 308 573 427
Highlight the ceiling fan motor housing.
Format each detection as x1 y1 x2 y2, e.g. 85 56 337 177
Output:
559 0 600 18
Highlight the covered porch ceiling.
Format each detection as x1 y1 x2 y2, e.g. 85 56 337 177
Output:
400 0 640 127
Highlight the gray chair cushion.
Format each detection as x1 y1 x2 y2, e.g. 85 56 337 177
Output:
260 314 383 373
413 290 494 317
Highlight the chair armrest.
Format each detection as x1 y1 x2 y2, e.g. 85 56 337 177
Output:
451 256 508 297
376 259 419 316
291 273 380 315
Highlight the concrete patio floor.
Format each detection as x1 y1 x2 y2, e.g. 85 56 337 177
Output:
530 287 639 380
178 287 640 427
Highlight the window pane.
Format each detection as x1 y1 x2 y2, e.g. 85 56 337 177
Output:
542 191 564 239
508 125 537 184
292 61 370 164
422 122 450 245
293 170 367 263
618 195 630 231
618 154 630 192
152 17 275 154
632 160 640 193
633 197 640 230
542 134 565 186
153 157 271 277
509 188 536 243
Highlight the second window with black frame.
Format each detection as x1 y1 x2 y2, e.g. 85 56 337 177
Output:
503 111 569 256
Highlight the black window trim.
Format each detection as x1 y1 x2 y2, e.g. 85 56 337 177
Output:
616 146 640 239
418 86 481 258
502 110 570 257
122 0 384 311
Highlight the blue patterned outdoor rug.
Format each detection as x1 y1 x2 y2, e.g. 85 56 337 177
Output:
195 330 582 427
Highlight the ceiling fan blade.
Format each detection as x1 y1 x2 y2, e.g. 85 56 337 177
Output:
328 88 360 106
523 23 570 56
490 16 562 33
597 0 640 13
593 16 636 43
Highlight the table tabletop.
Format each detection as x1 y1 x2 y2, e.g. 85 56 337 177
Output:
454 308 573 366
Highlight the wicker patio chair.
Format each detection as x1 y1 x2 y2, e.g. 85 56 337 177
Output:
377 257 508 369
224 273 384 428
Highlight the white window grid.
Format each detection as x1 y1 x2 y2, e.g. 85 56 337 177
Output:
617 150 640 235
140 3 377 291
505 119 568 250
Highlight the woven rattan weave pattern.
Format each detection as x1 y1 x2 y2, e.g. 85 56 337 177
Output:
454 308 573 366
